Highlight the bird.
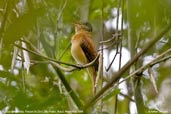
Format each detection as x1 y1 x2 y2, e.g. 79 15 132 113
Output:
71 22 98 94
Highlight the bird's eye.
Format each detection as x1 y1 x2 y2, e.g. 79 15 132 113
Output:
83 23 93 32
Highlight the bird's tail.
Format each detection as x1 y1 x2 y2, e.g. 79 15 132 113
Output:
88 66 97 95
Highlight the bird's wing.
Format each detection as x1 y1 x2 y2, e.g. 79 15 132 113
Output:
80 37 98 71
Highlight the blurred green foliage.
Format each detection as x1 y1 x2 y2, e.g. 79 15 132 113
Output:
0 0 171 113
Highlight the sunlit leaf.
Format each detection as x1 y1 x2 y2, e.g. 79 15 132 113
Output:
11 43 19 71
22 41 30 74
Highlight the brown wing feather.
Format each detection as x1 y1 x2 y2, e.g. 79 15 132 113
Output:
80 37 98 71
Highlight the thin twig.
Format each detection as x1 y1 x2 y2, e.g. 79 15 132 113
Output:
99 34 121 44
14 43 79 68
98 39 117 51
54 0 68 59
150 55 171 66
51 54 100 72
58 42 71 60
57 0 67 22
106 46 119 71
114 0 121 113
119 92 135 102
0 1 10 38
84 23 171 110
14 43 100 71
118 48 171 85
99 0 105 112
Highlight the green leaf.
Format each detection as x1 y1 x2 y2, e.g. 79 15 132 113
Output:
3 8 46 45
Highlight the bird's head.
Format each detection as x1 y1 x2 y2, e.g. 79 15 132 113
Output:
74 22 93 33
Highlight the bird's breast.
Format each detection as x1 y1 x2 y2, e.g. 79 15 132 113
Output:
71 40 87 64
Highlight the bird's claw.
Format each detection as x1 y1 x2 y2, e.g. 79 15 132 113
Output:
76 64 84 70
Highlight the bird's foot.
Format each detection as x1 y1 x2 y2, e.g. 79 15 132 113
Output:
76 64 84 70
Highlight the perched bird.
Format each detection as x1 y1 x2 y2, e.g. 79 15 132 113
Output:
71 22 98 94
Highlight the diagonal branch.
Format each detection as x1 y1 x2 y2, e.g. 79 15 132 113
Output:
84 23 171 110
14 42 79 68
118 48 171 85
14 43 100 72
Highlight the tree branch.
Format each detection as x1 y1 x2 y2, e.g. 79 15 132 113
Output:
14 43 100 71
84 23 171 110
119 48 171 85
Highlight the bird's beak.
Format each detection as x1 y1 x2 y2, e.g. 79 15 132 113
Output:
74 23 83 30
73 22 80 32
73 22 82 26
